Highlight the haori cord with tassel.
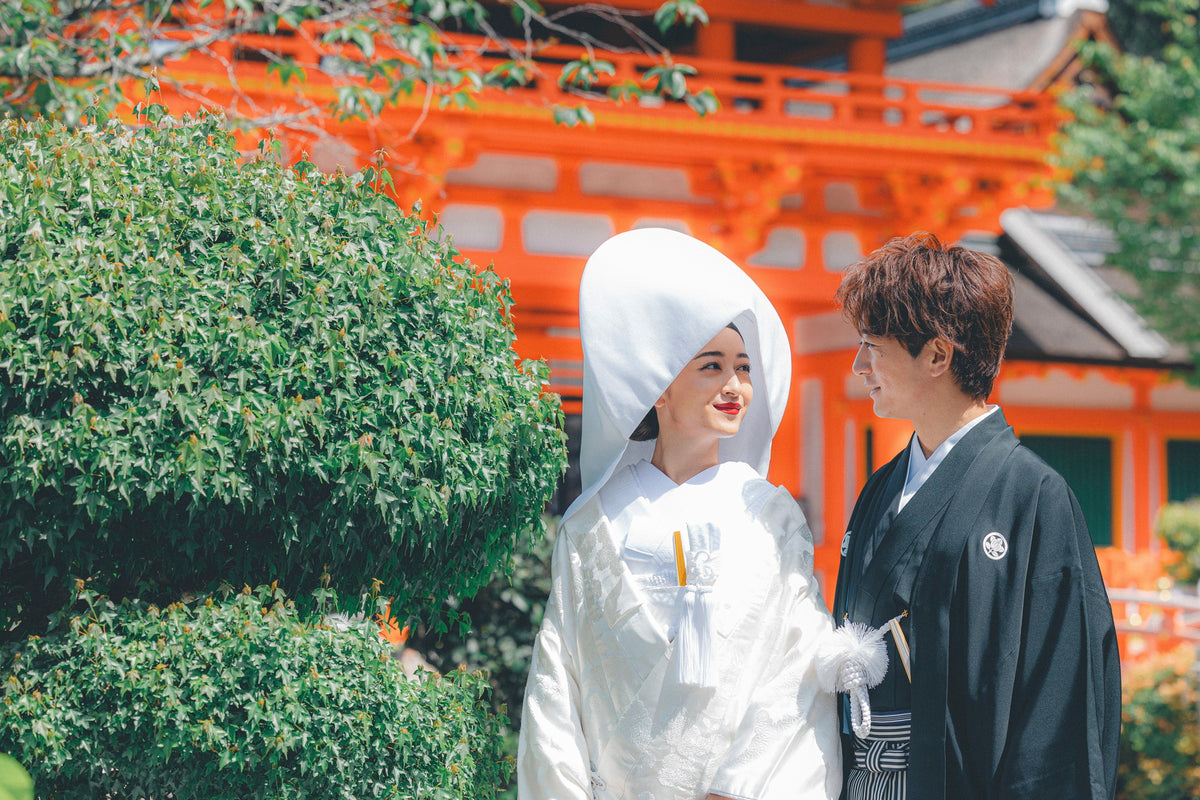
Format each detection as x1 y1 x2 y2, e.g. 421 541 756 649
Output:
815 612 906 738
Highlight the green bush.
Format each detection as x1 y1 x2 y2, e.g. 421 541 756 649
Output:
1156 499 1200 585
0 109 566 637
0 585 509 799
1117 645 1200 800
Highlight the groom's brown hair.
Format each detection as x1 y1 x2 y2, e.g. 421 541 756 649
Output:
835 231 1014 400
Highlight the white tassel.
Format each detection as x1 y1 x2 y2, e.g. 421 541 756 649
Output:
676 585 717 687
815 621 890 738
815 621 889 692
674 523 719 688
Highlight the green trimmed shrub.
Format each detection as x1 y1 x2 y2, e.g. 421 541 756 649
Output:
0 585 509 798
0 109 566 637
1157 499 1200 585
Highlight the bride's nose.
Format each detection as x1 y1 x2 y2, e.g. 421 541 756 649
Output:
721 372 744 396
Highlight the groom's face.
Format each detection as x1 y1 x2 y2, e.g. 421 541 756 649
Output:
851 333 929 422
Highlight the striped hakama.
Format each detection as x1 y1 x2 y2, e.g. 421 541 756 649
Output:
844 710 909 800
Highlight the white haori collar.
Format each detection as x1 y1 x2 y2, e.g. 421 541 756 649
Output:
899 405 999 512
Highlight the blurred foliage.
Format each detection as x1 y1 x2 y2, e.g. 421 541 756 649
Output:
1116 644 1200 800
0 755 33 800
1156 499 1200 585
406 518 557 798
0 0 718 126
1055 0 1200 378
1095 546 1180 590
0 108 566 640
0 584 509 799
1106 0 1178 56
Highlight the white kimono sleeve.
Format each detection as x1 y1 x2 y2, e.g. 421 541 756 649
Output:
708 502 842 800
517 532 593 800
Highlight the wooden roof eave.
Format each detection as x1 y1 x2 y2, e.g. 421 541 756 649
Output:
536 0 905 37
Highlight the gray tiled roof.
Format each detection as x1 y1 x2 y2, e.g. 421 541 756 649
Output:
890 0 1044 61
963 209 1189 367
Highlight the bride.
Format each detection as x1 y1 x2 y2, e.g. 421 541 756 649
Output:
517 228 842 800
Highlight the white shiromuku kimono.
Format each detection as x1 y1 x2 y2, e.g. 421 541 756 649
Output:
518 459 840 799
517 228 842 800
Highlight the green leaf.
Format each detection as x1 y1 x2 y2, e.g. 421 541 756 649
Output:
607 80 643 104
552 103 595 126
654 0 710 35
509 0 545 25
485 60 532 89
685 88 720 116
559 57 617 90
348 26 376 59
266 58 306 87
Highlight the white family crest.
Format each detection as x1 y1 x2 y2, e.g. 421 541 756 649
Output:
982 531 1008 560
841 530 852 557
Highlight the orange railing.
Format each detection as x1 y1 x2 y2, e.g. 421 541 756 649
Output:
1109 587 1200 660
1096 547 1200 660
154 20 1060 144
1111 587 1200 640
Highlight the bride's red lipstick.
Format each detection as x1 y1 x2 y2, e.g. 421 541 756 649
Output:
714 402 741 415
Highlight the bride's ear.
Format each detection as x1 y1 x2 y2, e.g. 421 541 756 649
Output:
653 393 668 409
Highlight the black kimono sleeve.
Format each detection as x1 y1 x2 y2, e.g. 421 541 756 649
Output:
945 463 1120 800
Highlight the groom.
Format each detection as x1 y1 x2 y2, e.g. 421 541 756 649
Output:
831 232 1120 800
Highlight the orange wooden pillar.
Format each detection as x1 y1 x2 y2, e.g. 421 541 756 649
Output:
1128 377 1151 552
697 20 737 61
769 301 804 496
848 37 887 75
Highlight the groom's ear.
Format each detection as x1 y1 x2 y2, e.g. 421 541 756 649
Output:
925 337 954 378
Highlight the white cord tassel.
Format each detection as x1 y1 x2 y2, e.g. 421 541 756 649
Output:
846 673 875 740
676 585 717 687
674 523 720 688
816 621 890 738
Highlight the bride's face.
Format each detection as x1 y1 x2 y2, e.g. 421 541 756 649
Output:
655 327 753 442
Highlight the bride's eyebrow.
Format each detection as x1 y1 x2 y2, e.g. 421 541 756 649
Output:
690 350 749 360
